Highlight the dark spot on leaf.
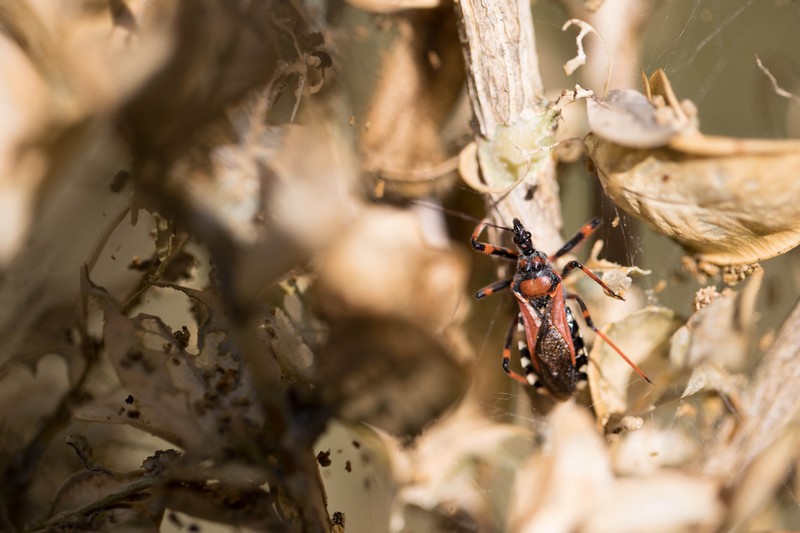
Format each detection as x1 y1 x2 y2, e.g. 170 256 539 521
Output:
345 460 352 473
127 410 141 419
188 524 200 532
332 511 345 526
352 440 361 449
168 512 182 527
124 395 134 405
662 174 670 182
109 169 130 193
316 450 332 467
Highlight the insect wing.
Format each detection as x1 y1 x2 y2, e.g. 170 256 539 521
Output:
517 294 582 399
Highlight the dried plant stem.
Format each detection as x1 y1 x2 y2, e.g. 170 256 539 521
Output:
699 298 800 481
455 0 563 253
32 477 155 531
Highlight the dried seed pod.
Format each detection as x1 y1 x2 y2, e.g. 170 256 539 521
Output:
586 70 800 266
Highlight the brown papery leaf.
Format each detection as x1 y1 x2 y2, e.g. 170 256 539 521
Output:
589 307 681 426
587 70 800 266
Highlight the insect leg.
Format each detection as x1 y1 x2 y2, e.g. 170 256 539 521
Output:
471 219 518 260
549 217 601 261
565 293 653 384
560 260 625 301
475 278 512 299
502 314 534 385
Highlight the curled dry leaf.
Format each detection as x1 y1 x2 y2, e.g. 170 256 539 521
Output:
670 268 762 372
579 471 723 533
510 403 723 533
509 402 614 533
586 89 682 148
0 354 69 443
587 69 800 265
392 404 534 532
260 280 325 384
589 306 682 426
611 424 699 476
584 239 651 297
74 288 263 452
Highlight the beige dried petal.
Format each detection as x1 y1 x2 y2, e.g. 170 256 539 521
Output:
345 0 441 12
393 404 533 531
580 472 723 533
589 306 682 425
586 90 683 148
314 208 469 333
612 424 699 476
670 269 762 371
509 402 614 533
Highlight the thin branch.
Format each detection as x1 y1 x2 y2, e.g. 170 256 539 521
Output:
698 298 800 481
455 0 563 254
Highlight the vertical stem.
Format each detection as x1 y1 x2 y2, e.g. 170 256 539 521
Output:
455 0 563 253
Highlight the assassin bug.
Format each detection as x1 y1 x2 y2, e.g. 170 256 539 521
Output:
472 217 651 400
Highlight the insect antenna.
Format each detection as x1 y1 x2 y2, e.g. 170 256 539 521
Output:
408 200 513 232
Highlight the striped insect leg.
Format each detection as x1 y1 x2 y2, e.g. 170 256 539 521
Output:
474 278 512 300
502 314 533 385
560 260 625 301
471 219 518 260
566 293 653 384
565 306 589 387
549 217 601 261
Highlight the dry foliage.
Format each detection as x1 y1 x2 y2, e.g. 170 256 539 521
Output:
0 1 799 533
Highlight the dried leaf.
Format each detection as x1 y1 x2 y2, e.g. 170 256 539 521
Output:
509 402 614 533
393 404 533 532
611 425 700 476
75 289 263 451
587 70 800 265
589 306 682 425
586 90 683 148
670 269 762 371
313 208 470 335
510 403 723 533
580 472 723 533
561 19 609 91
315 317 469 436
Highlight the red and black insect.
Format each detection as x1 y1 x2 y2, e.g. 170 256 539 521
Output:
472 217 651 400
